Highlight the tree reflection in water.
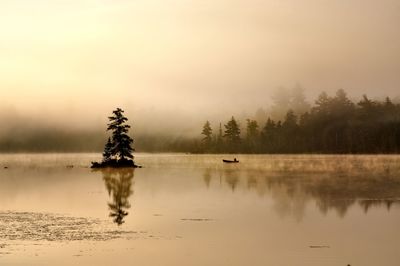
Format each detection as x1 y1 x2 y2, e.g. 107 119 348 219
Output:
203 167 400 219
101 168 134 225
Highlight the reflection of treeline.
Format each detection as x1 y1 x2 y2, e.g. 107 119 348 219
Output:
197 90 400 153
203 167 400 219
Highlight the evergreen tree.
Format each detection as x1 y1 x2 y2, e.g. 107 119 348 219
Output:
332 89 355 115
224 117 241 144
261 118 277 152
201 121 213 144
282 110 300 152
313 91 332 114
246 119 259 139
282 110 298 129
191 89 400 154
107 108 134 161
102 137 113 162
246 119 259 152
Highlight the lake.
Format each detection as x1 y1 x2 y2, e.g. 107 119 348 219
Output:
0 153 399 265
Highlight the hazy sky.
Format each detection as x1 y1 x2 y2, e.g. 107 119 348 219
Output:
1 0 399 130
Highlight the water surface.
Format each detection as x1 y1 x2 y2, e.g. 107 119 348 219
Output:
0 154 399 265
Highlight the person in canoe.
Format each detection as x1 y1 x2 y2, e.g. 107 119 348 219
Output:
223 158 239 163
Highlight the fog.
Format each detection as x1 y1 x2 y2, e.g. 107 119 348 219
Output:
0 0 399 150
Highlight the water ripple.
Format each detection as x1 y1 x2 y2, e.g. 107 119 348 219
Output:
0 211 136 242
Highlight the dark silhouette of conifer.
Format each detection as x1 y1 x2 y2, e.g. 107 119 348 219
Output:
246 119 259 140
91 108 138 168
107 108 134 161
224 116 241 144
102 137 113 162
201 121 213 144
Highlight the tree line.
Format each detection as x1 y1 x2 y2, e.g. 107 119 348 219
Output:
197 89 400 154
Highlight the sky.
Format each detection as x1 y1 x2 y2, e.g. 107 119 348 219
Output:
0 0 399 134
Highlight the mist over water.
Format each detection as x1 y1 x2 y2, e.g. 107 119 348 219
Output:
1 153 400 265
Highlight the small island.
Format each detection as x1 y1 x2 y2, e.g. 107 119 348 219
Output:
91 108 140 168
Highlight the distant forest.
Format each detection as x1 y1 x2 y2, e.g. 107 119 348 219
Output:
194 89 400 154
1 88 400 154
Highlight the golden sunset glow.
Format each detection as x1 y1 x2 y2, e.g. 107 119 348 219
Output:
1 2 400 266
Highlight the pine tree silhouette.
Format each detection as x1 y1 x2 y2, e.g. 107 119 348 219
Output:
102 137 113 162
107 108 134 161
92 108 138 168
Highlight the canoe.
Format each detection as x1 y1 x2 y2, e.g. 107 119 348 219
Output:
223 159 239 163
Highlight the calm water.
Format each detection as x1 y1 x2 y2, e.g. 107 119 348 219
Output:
0 153 399 265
